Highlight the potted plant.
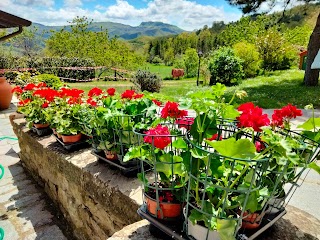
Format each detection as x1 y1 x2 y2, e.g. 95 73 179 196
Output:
124 100 190 220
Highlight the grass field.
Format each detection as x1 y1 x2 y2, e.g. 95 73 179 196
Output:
69 67 320 109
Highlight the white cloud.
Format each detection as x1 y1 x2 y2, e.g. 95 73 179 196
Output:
64 0 83 8
0 0 243 30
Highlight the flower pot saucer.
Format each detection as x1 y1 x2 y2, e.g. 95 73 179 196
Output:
53 134 90 151
31 126 52 136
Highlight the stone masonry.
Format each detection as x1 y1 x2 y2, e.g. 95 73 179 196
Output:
10 115 143 240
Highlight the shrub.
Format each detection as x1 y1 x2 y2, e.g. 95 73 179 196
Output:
233 41 261 78
152 56 164 65
255 28 295 71
208 47 244 86
183 48 198 78
132 70 162 93
173 55 185 70
33 74 63 89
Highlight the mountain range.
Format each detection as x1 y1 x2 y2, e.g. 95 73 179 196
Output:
32 21 186 40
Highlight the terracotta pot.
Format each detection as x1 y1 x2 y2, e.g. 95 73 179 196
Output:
57 132 62 138
61 133 82 143
145 193 182 219
0 77 13 110
104 150 118 161
34 123 50 129
241 211 262 229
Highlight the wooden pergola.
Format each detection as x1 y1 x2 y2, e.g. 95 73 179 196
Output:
0 10 32 41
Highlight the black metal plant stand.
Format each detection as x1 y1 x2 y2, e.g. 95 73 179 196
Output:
31 126 52 136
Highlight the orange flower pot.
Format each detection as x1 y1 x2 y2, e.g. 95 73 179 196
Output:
0 77 13 110
145 193 182 219
61 133 82 143
241 211 262 229
34 123 50 129
104 150 118 161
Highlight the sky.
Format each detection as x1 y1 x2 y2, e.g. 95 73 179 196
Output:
0 0 305 31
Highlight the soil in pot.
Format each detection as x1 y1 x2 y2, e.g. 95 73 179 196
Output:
61 133 82 143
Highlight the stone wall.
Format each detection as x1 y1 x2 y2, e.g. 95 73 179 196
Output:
10 115 143 240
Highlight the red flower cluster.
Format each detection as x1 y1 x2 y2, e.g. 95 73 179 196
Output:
107 88 116 96
237 102 270 132
33 88 60 102
121 90 136 99
88 87 103 97
42 102 49 108
87 98 97 107
152 99 162 106
67 97 83 105
24 83 36 91
60 88 84 98
159 191 174 202
175 117 194 130
207 133 223 141
161 101 188 119
36 82 46 88
121 89 144 100
12 86 23 94
271 104 302 128
144 125 171 149
18 98 31 106
255 141 265 153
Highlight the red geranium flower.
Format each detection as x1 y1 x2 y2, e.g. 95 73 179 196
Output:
207 133 223 141
255 141 265 153
67 97 82 105
88 87 103 97
87 97 97 107
152 99 161 106
133 93 144 99
60 88 84 98
42 102 49 108
18 98 31 106
144 125 171 149
175 117 194 130
12 86 23 94
271 104 302 128
33 88 60 102
24 83 36 91
107 88 116 96
161 101 188 119
237 103 270 132
121 89 136 99
36 82 46 88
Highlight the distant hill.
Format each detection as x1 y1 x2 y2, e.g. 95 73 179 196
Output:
32 21 186 40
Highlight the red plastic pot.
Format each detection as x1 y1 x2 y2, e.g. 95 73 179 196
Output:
104 150 118 161
241 211 262 229
145 193 182 219
61 133 82 143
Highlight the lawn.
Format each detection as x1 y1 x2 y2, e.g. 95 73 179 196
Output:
69 69 320 109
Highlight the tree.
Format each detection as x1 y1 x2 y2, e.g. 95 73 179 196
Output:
227 0 320 86
183 48 199 77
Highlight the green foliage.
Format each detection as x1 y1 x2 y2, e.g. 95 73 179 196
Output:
151 56 163 65
45 16 144 70
208 47 244 86
33 74 63 89
183 48 199 78
132 70 162 93
233 41 261 78
14 71 39 86
173 55 186 70
255 27 296 71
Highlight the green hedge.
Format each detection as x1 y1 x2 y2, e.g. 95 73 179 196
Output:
0 56 96 81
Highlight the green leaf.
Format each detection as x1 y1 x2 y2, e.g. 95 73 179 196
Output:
298 117 320 130
205 137 256 159
172 138 188 149
308 162 320 174
217 219 236 240
190 147 208 159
